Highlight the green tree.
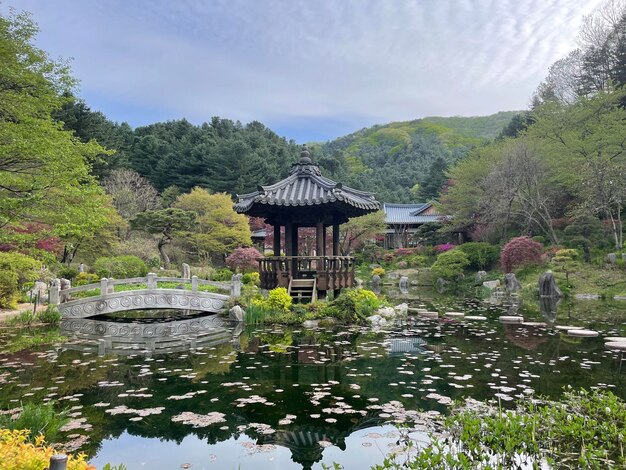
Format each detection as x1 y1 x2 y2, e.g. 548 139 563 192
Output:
339 211 386 254
529 90 626 248
173 188 252 262
418 157 449 200
0 10 111 253
130 208 196 268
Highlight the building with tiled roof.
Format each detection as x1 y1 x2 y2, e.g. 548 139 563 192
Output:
382 202 443 248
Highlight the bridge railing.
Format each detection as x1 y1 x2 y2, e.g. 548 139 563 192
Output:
50 273 239 305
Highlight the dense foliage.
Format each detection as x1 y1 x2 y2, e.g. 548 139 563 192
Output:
0 429 93 470
457 242 500 270
500 236 543 273
430 249 470 281
225 247 263 272
443 4 626 249
375 389 626 469
93 255 148 279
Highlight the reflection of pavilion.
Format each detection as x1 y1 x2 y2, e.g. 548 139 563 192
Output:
61 314 238 355
256 415 383 470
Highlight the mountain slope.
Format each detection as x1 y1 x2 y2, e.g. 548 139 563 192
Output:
316 111 519 203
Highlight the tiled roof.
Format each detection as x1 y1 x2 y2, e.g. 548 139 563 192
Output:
383 203 442 225
235 150 380 218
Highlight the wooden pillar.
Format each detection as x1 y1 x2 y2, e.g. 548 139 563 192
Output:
322 225 327 256
284 223 293 256
273 224 281 256
332 222 340 256
292 224 299 277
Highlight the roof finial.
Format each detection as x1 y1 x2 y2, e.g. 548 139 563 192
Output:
300 144 312 164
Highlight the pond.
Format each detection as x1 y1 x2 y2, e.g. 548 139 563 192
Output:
0 294 625 469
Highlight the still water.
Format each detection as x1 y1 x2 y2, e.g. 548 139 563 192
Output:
0 294 625 469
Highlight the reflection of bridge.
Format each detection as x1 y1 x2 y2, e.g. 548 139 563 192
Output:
50 274 236 318
61 315 240 355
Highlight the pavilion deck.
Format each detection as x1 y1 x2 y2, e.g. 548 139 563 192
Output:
258 255 355 291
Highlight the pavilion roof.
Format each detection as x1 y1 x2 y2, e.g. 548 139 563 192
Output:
234 147 380 224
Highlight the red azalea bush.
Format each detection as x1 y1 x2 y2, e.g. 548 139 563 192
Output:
500 236 543 272
225 247 263 272
434 243 456 253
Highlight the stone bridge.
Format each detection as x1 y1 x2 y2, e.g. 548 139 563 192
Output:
50 273 241 319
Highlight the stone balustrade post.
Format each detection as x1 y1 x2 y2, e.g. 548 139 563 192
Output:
107 278 115 294
230 274 242 298
147 272 157 289
49 279 61 305
191 275 198 293
100 278 108 296
48 454 68 470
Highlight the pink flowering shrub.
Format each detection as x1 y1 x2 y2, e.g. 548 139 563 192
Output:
434 243 456 253
225 247 263 272
500 236 543 272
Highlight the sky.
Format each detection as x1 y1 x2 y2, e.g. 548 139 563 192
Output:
5 0 605 142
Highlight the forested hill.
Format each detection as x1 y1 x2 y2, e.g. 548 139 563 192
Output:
54 101 518 203
316 111 519 203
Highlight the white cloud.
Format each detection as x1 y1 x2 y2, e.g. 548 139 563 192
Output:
9 0 607 136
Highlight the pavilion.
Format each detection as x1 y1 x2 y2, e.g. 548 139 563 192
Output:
234 146 380 300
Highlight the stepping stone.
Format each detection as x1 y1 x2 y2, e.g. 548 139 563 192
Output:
604 337 626 342
605 342 626 351
555 325 583 331
444 312 464 318
521 322 547 327
567 329 599 337
464 315 487 321
418 311 439 319
499 316 523 323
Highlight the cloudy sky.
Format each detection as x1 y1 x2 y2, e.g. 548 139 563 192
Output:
6 0 604 142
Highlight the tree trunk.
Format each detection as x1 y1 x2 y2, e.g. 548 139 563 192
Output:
158 236 171 268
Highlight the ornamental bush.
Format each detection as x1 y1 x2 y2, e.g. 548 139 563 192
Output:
500 236 543 272
457 242 500 270
93 255 148 279
430 249 470 281
0 253 41 308
321 288 381 323
434 243 456 253
225 247 263 272
371 267 385 277
0 428 94 470
252 287 292 313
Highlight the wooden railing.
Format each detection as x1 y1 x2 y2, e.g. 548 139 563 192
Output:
258 256 355 291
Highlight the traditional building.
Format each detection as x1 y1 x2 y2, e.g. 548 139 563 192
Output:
235 146 380 300
382 202 442 249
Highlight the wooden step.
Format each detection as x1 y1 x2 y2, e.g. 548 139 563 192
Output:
288 277 317 303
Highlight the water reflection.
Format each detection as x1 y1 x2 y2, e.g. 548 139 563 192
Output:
61 310 239 356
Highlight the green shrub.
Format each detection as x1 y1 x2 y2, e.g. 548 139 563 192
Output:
93 255 148 279
74 272 99 286
457 242 500 270
371 267 385 277
252 287 292 312
242 271 260 285
57 265 79 280
431 249 470 281
0 253 42 285
212 268 234 282
0 253 41 308
37 305 61 325
0 270 20 309
321 288 381 323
